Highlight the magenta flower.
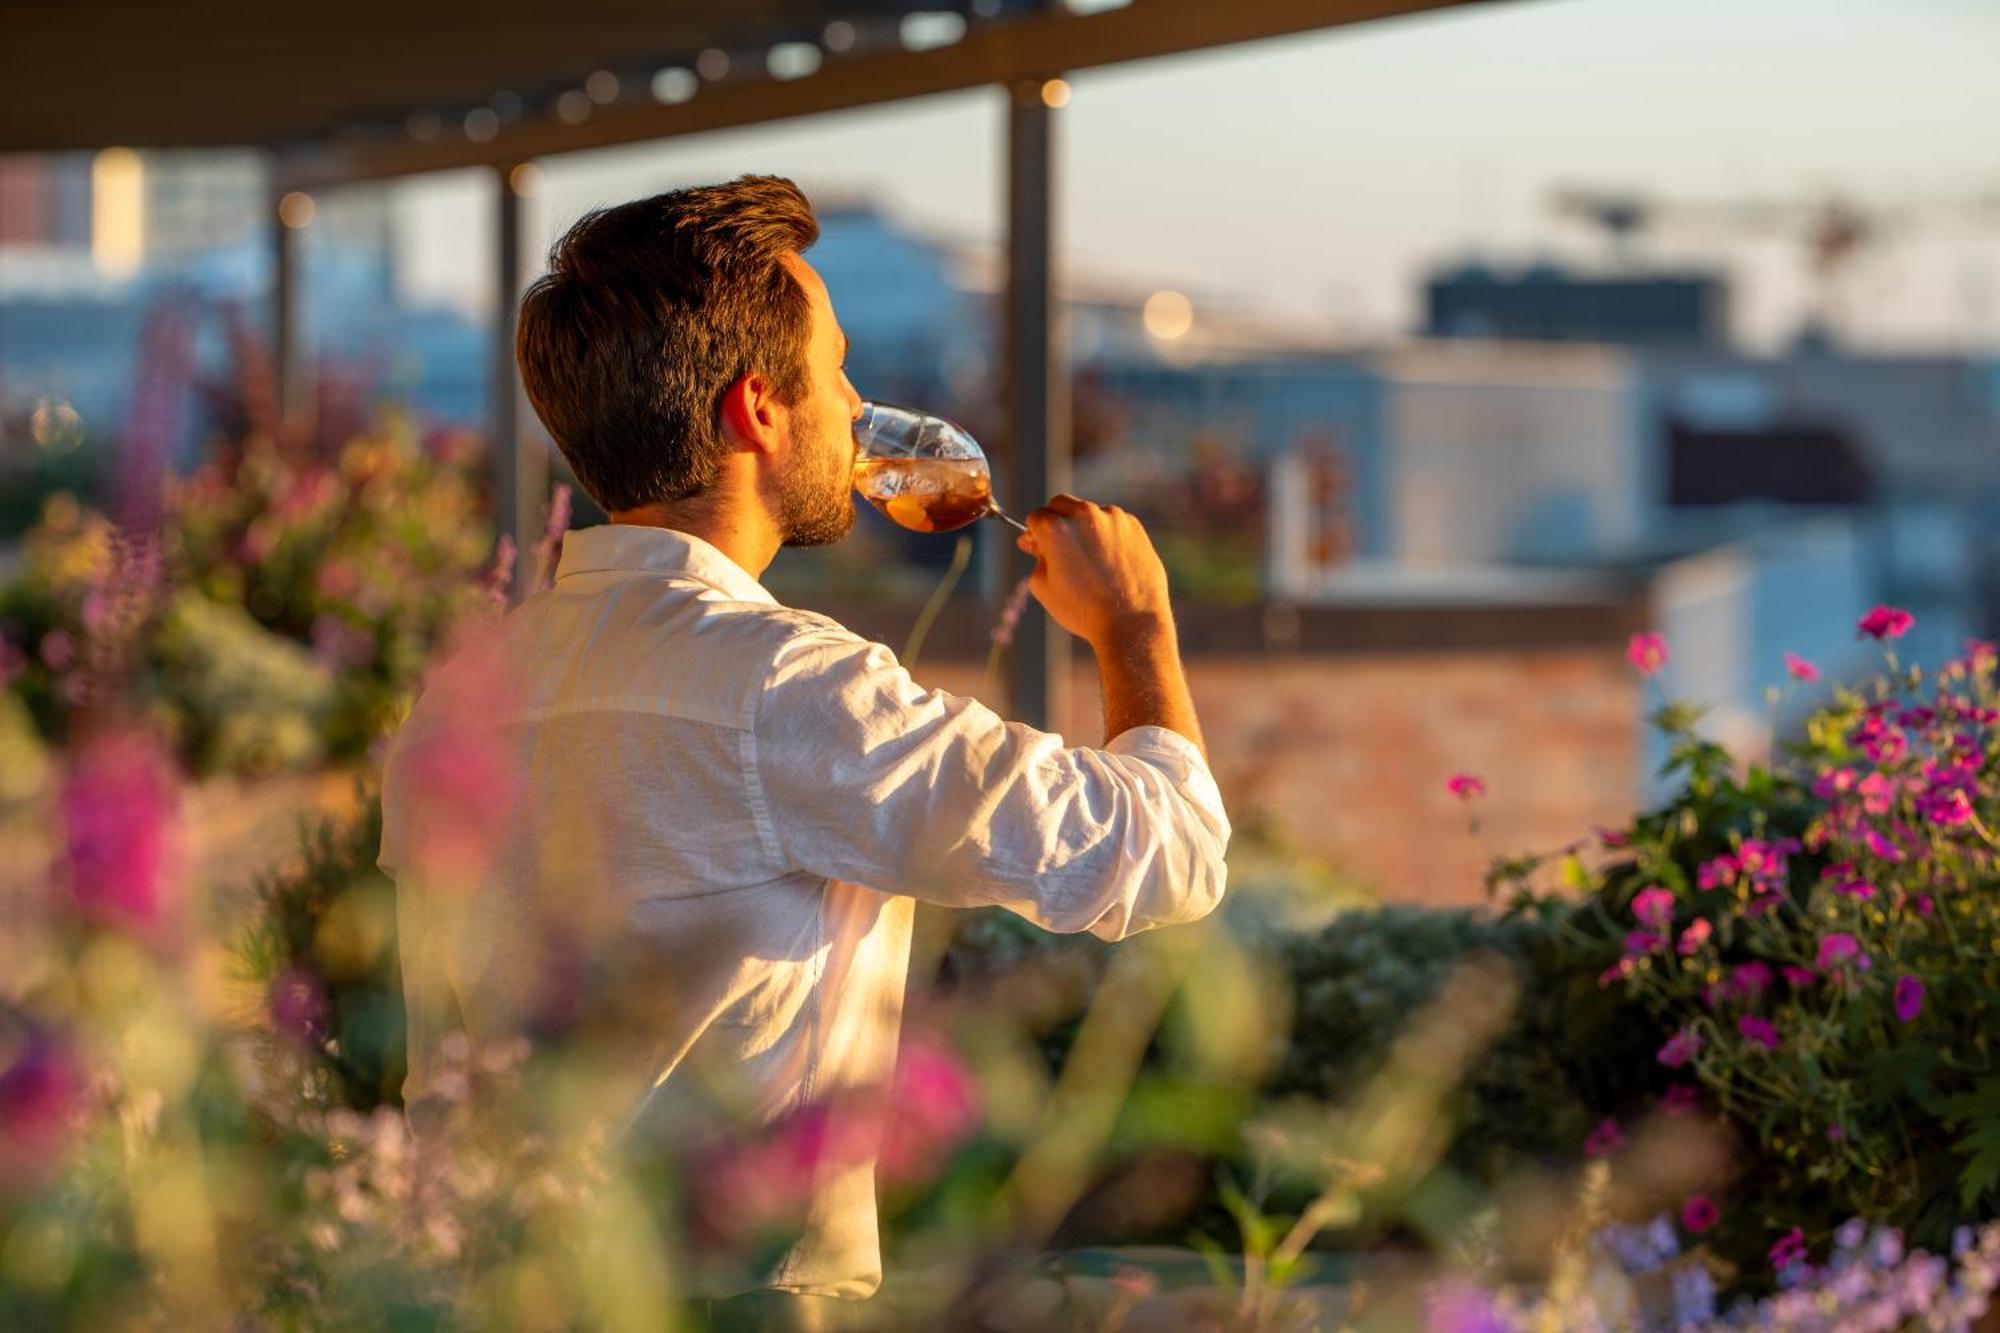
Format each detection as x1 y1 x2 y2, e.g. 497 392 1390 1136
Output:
1445 772 1486 800
1783 651 1820 683
1660 1083 1700 1115
1817 933 1863 970
1728 962 1773 1000
1857 772 1897 817
1623 930 1664 957
1856 605 1913 640
1583 1117 1626 1159
1627 631 1669 677
879 1030 982 1187
1657 1027 1702 1068
1964 639 1998 674
1696 854 1738 891
1681 1194 1720 1234
1631 885 1676 929
1782 964 1818 988
269 967 330 1046
61 730 182 933
0 1027 81 1185
1893 975 1925 1024
1862 828 1907 863
1770 1226 1809 1272
1738 1014 1780 1050
1677 919 1712 955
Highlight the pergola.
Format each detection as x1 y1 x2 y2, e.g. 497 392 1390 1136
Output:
3 0 1487 725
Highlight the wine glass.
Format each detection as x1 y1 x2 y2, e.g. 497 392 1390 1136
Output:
851 402 1029 534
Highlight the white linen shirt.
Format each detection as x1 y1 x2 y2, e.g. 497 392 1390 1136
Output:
379 523 1230 1297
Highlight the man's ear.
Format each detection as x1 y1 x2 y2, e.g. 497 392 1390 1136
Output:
718 371 784 455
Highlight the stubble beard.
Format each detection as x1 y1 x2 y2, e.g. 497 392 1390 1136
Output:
775 400 857 549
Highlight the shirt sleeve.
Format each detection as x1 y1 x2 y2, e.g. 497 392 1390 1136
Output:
750 625 1230 940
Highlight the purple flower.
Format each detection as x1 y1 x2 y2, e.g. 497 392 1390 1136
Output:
1657 1027 1702 1069
1729 962 1773 1000
1894 975 1925 1023
1623 930 1664 957
990 574 1034 651
1857 605 1914 640
1738 1014 1781 1049
1631 885 1675 929
1863 828 1907 863
1583 1117 1626 1159
1770 1226 1809 1272
1817 933 1863 970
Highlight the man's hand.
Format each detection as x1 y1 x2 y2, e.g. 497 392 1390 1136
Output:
1017 494 1174 651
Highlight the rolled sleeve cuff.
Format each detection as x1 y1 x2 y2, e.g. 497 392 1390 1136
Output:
1105 725 1231 844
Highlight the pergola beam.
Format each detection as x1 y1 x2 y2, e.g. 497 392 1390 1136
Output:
276 0 1483 192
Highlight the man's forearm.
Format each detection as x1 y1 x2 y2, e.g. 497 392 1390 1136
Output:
1093 612 1207 761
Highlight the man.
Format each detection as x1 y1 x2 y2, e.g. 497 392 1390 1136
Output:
379 175 1228 1314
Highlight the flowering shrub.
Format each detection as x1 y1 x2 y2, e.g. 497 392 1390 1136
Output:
1498 616 2000 1288
0 417 497 775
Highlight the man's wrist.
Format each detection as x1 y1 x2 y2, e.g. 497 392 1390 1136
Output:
1092 607 1175 655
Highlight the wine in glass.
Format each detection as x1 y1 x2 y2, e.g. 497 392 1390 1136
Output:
851 402 1028 534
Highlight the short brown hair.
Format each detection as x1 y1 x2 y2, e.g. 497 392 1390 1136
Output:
516 175 820 512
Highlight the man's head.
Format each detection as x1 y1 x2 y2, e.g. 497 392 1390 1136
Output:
516 175 861 546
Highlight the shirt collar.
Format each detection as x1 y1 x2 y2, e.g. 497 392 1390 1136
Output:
554 523 777 605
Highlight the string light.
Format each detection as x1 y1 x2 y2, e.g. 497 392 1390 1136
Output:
651 68 697 103
696 48 731 81
1040 78 1072 108
278 191 316 229
585 70 620 104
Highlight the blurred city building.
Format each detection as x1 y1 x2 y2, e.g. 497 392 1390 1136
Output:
6 163 1999 901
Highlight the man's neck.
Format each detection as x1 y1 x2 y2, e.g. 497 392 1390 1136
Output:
607 498 781 581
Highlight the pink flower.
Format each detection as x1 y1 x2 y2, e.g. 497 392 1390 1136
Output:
879 1032 981 1186
1657 1028 1702 1068
1738 1014 1780 1050
1783 652 1820 683
1681 1194 1720 1234
1770 1226 1809 1271
1631 886 1676 929
1857 772 1897 817
1627 632 1668 677
1781 964 1818 988
1816 932 1863 970
1445 772 1486 800
1856 605 1913 641
1696 854 1738 891
1964 639 1998 674
61 730 182 933
1595 826 1630 848
1893 975 1925 1024
1677 919 1712 955
1583 1117 1626 1159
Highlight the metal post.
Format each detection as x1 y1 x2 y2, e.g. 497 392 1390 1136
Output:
493 163 545 599
271 190 306 428
1002 79 1071 732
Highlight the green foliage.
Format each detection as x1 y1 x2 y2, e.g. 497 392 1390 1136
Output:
236 790 407 1113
